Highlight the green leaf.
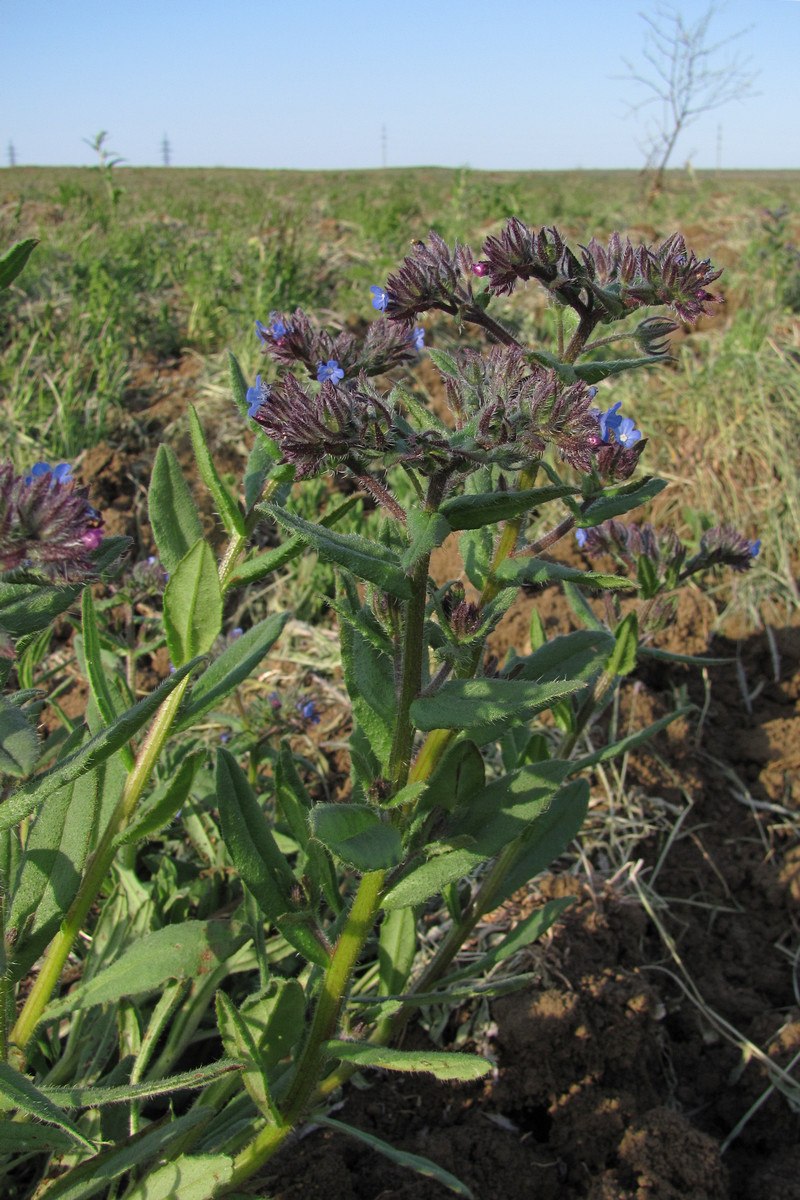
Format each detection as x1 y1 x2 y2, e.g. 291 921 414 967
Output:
44 920 245 1020
0 659 202 834
316 1116 474 1199
459 524 494 590
578 476 667 525
504 629 615 685
122 1155 233 1200
309 804 402 872
29 1109 214 1200
163 540 223 666
378 906 418 996
424 738 485 815
324 1041 491 1081
470 896 576 972
115 751 202 846
177 611 289 728
0 238 38 289
7 769 99 980
401 509 451 569
259 503 413 600
189 404 246 536
638 645 733 666
426 347 460 377
573 357 658 384
339 602 396 761
0 695 39 776
0 1060 96 1151
493 556 635 591
569 705 695 774
230 494 362 587
607 611 638 677
148 444 204 575
238 979 306 1075
215 749 297 923
440 484 576 530
410 677 587 739
243 437 277 512
0 1119 75 1152
525 348 577 382
561 580 605 630
216 992 278 1122
40 1060 241 1109
384 762 571 911
491 777 590 907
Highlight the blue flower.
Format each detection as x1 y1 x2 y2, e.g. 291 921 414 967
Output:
25 462 73 486
370 286 388 312
597 402 641 446
613 416 642 447
298 698 320 724
411 326 425 351
597 401 622 442
575 528 588 548
749 539 761 558
256 314 289 342
247 375 269 418
317 360 344 384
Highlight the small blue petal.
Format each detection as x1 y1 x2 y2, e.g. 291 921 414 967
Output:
750 539 761 558
575 528 588 548
370 286 388 312
317 360 344 384
411 326 425 351
614 417 642 446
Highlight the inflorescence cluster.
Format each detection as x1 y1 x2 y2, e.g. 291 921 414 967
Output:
0 461 104 581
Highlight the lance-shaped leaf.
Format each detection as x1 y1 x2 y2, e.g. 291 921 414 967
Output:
0 1119 76 1152
176 611 289 729
39 1061 240 1109
238 978 306 1076
121 1155 234 1200
215 749 296 923
259 503 413 600
114 751 202 847
0 659 202 834
148 444 204 575
440 483 576 531
324 1040 491 1081
401 509 451 569
0 696 39 777
216 992 278 1123
44 920 245 1020
7 769 99 981
0 237 38 289
27 1109 214 1200
339 606 396 762
309 804 403 873
468 896 576 974
163 540 223 667
493 556 635 591
384 761 570 910
378 906 418 997
491 777 590 907
410 676 587 739
0 1060 96 1150
189 404 246 536
573 357 658 384
504 629 615 685
316 1117 474 1199
422 738 485 815
230 495 361 588
607 611 638 678
578 476 667 525
569 705 695 775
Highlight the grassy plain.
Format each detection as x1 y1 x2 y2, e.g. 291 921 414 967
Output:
1 164 799 618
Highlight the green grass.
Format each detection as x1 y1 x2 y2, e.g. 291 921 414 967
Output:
1 165 799 610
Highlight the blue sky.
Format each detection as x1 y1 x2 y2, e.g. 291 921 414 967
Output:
3 0 797 170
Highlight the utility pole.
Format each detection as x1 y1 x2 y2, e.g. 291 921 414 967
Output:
161 134 171 167
381 125 387 169
7 141 16 167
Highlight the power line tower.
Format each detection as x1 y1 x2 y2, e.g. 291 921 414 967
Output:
7 141 16 167
161 134 171 167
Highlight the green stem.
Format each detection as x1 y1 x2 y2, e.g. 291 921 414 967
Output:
9 674 192 1053
223 870 386 1192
